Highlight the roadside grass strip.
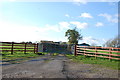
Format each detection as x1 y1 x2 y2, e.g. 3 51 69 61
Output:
1 52 50 65
66 54 119 70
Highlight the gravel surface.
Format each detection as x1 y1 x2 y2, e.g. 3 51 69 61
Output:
2 54 119 78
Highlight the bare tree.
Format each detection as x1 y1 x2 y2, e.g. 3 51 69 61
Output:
104 35 120 48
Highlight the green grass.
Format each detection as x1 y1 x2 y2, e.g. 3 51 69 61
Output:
1 52 48 62
0 56 2 60
52 53 59 56
87 50 118 55
66 54 119 70
80 49 120 54
41 52 49 55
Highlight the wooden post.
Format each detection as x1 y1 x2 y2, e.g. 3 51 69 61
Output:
109 48 112 61
36 43 38 53
24 43 27 54
11 42 14 55
74 44 77 56
84 46 86 57
95 47 97 59
34 43 36 53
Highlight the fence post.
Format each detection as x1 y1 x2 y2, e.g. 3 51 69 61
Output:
95 47 97 59
84 46 86 57
36 43 38 53
24 43 27 54
74 44 77 56
34 43 36 53
36 43 39 52
109 48 112 61
11 42 14 55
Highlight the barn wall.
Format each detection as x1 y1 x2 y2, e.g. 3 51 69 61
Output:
38 43 71 54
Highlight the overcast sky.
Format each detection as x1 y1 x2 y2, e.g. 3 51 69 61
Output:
0 0 119 46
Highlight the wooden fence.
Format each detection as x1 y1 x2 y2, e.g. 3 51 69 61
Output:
0 42 38 54
74 45 120 60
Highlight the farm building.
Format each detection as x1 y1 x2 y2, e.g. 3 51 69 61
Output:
78 43 90 46
38 40 67 53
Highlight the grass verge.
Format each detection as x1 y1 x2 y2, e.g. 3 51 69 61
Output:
1 52 49 63
66 54 120 70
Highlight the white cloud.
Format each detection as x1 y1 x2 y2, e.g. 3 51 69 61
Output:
45 24 61 32
0 21 71 42
95 22 104 27
114 14 120 18
80 36 99 45
36 22 70 33
80 36 106 46
0 21 41 42
70 21 88 29
73 0 87 6
59 22 70 29
98 13 118 23
79 13 93 18
65 14 70 17
0 20 90 42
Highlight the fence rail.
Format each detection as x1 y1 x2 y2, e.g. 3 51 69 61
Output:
74 45 120 60
0 42 38 54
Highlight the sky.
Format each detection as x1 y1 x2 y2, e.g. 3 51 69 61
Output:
0 0 119 46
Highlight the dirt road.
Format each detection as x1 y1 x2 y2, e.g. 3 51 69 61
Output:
2 54 119 78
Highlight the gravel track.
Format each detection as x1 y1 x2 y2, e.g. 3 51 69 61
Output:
2 54 119 78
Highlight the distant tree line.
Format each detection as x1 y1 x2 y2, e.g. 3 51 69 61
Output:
21 41 33 44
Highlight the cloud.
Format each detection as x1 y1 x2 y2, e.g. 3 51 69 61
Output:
65 14 70 17
72 0 117 6
45 24 61 32
114 14 120 17
45 22 70 32
73 0 87 6
98 13 118 23
0 21 41 42
37 22 70 32
59 22 70 29
79 13 93 18
80 36 106 46
0 20 90 42
95 22 104 27
0 21 72 42
70 21 88 29
80 36 99 45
